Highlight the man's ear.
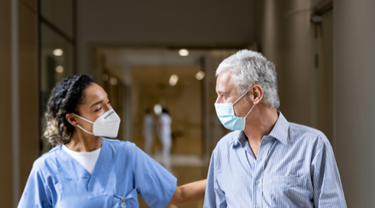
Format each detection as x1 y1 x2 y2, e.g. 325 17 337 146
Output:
251 85 263 105
66 113 78 126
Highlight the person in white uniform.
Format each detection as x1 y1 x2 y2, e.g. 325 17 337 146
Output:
158 108 172 171
143 108 154 155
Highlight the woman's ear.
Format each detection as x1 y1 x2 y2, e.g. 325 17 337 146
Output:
66 113 78 126
251 85 263 105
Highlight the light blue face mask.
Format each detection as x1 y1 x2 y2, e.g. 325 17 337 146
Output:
214 91 256 131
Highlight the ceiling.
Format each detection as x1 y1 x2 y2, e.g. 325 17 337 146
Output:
100 48 205 86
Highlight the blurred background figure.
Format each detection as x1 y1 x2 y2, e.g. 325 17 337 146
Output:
157 108 172 172
143 108 155 155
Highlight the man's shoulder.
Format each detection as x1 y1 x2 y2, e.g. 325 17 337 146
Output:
289 122 324 136
214 131 242 153
288 122 330 146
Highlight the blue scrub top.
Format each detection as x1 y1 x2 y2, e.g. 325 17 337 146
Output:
18 138 177 208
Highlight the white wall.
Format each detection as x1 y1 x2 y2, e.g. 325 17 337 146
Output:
334 1 375 207
77 0 255 73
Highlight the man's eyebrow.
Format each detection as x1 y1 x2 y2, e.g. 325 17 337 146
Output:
217 90 229 95
90 100 103 108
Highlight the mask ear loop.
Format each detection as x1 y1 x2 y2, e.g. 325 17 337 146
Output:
73 113 95 124
244 103 256 118
235 85 257 117
233 92 248 105
233 85 254 105
72 113 95 135
76 125 95 135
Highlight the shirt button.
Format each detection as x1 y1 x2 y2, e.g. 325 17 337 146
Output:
256 205 260 208
256 180 260 184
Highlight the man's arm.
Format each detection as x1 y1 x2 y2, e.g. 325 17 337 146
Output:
169 179 206 206
312 136 347 207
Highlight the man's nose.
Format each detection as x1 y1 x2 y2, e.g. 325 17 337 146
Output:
215 96 222 103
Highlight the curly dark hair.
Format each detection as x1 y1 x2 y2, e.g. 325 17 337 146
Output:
43 74 96 146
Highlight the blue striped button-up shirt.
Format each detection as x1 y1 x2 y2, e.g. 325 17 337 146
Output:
204 112 347 208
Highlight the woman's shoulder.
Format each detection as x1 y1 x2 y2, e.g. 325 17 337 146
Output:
32 145 62 173
102 138 139 152
103 138 147 162
38 144 60 159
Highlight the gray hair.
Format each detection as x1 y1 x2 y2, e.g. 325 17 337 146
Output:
216 49 280 108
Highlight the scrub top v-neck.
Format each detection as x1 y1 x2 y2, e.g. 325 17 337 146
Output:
62 144 101 174
18 138 177 208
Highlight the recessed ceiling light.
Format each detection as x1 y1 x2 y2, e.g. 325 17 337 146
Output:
169 74 179 86
195 71 205 80
154 104 162 116
55 66 64 73
110 77 118 85
178 49 189 57
53 49 63 56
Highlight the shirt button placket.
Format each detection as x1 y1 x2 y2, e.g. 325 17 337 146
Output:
255 179 261 208
121 198 126 208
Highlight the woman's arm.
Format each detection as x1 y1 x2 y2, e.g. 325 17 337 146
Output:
169 179 207 207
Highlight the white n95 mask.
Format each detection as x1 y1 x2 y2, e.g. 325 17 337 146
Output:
214 91 255 131
73 109 121 138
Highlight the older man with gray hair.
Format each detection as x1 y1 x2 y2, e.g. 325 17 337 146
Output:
204 50 346 208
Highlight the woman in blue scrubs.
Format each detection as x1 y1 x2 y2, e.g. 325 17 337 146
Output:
18 75 206 208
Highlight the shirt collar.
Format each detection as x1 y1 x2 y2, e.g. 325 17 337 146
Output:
268 112 289 145
236 131 248 147
235 112 289 146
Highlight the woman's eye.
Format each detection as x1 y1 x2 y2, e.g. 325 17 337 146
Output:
95 107 102 112
107 100 111 105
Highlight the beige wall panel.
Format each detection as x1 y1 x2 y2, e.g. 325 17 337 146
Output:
316 11 334 143
254 0 317 127
18 2 39 193
0 1 14 207
20 0 37 12
0 2 38 206
334 0 375 207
